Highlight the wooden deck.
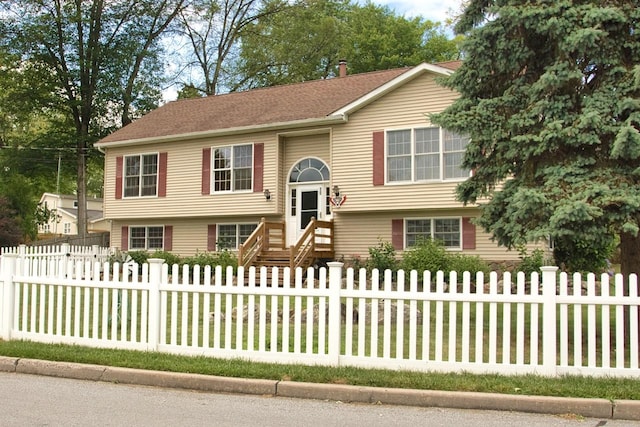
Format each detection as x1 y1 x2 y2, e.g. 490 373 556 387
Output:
238 218 334 271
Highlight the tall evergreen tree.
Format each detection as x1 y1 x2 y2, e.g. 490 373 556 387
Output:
433 0 640 277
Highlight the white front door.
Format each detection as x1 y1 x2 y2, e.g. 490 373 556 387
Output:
287 184 329 246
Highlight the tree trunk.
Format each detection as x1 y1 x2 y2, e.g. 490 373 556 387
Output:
76 141 87 240
618 231 640 348
619 231 640 278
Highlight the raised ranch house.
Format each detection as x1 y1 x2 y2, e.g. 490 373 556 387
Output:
95 61 526 270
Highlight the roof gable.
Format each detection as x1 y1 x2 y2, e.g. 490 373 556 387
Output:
97 62 457 146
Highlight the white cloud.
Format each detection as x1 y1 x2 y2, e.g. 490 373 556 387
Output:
367 0 464 24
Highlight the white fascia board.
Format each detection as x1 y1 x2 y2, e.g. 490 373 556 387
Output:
332 63 454 116
56 207 77 220
94 115 347 149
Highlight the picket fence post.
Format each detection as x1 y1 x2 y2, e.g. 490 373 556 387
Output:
327 261 344 365
540 266 559 376
147 258 164 351
1 253 18 340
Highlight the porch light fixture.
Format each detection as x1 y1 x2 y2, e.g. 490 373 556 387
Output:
332 185 340 197
264 189 271 201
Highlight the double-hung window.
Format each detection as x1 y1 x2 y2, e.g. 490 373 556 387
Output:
124 153 159 197
213 144 253 192
217 223 257 250
386 127 469 183
129 226 164 250
406 218 462 249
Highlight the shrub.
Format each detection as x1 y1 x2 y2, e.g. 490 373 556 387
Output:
182 250 238 277
342 254 366 271
215 250 238 271
552 234 616 273
366 239 398 273
150 250 182 266
400 237 449 273
448 254 490 276
516 246 545 275
124 250 149 265
182 251 221 269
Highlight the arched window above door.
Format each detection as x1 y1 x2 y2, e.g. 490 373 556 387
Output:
289 158 329 183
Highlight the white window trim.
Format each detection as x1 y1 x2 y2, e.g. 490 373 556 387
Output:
385 127 470 184
123 152 160 198
216 223 258 250
129 225 165 250
211 143 254 194
404 217 463 251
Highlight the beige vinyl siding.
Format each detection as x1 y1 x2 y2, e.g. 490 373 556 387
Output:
331 73 466 213
111 216 270 256
282 133 330 169
103 131 280 220
334 210 539 262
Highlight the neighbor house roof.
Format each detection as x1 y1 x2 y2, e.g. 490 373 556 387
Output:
96 61 459 147
58 208 104 224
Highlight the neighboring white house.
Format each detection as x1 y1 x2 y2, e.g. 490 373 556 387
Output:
37 193 109 236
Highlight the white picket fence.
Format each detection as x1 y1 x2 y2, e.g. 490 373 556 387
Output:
1 244 110 267
1 252 639 378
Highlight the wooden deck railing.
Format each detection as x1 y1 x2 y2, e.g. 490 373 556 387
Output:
289 218 334 271
239 218 334 271
238 218 286 271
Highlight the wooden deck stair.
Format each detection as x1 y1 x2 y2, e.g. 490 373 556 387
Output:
239 218 334 272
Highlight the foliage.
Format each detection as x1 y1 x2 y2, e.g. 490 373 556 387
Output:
124 250 150 265
401 237 449 273
515 247 545 276
175 0 284 95
366 239 398 273
150 250 182 267
0 197 22 246
447 253 491 276
400 237 490 275
0 0 185 235
341 254 366 271
432 0 640 276
553 234 616 273
182 250 238 273
234 0 460 89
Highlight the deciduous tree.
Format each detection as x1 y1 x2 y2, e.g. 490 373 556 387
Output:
0 0 187 236
231 0 460 89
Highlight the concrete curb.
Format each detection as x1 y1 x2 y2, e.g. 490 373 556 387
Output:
1 356 639 421
15 358 106 381
101 366 277 396
276 381 614 418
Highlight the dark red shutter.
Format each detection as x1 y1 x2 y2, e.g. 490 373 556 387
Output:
202 148 211 195
158 152 168 197
207 224 217 251
164 225 173 251
391 219 403 250
253 143 264 193
121 226 129 251
115 156 123 199
462 217 476 250
373 131 384 186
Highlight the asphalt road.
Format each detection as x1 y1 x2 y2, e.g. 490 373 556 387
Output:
0 372 637 427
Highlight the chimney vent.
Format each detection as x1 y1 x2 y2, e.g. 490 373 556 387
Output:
338 59 347 78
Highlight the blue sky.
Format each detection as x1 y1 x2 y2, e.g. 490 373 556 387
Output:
369 0 464 25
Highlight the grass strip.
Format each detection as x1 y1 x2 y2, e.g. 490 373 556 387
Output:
0 339 638 400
